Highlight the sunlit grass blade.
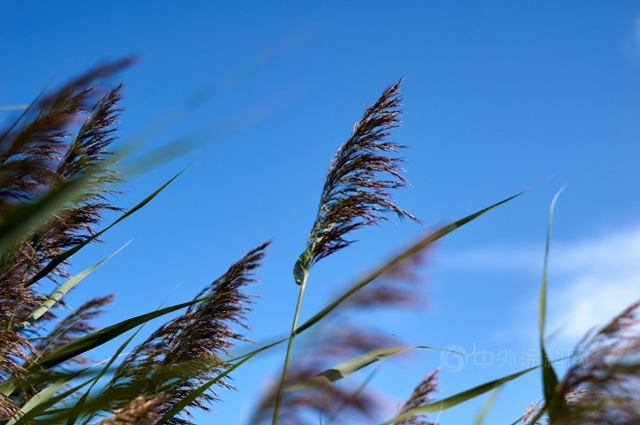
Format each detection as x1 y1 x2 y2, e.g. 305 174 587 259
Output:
296 190 527 335
377 364 540 425
28 295 219 372
6 378 71 425
25 167 187 287
472 389 500 425
15 242 130 331
11 372 97 425
285 347 412 391
0 293 221 398
538 188 565 420
285 345 465 392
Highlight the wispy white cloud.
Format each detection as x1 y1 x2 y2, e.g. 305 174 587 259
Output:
437 222 640 345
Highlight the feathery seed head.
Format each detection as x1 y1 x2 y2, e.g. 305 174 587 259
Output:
293 78 420 285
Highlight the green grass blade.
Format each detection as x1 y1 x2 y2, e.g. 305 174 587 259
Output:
285 347 412 391
472 389 500 425
15 242 130 331
284 345 464 392
68 328 146 425
538 188 565 418
296 190 527 335
11 372 97 425
0 296 211 397
377 365 540 425
226 336 288 362
25 294 215 373
5 378 71 425
25 167 187 287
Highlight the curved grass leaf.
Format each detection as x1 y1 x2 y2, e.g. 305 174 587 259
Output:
15 242 130 331
6 379 71 425
28 295 217 372
0 293 220 398
378 365 540 425
285 345 466 392
285 347 412 392
538 188 565 419
11 372 97 425
296 190 528 335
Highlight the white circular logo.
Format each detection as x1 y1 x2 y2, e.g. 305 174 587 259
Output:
440 345 468 373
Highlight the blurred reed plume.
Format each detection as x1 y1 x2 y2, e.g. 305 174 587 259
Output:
253 241 439 425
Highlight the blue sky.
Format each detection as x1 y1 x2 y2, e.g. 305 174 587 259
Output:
2 1 640 424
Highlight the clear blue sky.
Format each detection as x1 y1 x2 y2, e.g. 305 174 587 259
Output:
2 2 640 424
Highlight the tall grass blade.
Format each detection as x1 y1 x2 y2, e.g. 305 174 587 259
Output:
377 365 540 425
0 295 215 397
26 294 218 372
296 190 527 335
285 347 412 391
11 372 97 425
538 188 565 419
285 345 465 392
6 379 70 425
67 310 155 425
15 242 130 331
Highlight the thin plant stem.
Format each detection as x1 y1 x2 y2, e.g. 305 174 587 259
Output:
272 273 308 425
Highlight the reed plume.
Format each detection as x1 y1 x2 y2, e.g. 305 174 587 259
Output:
0 61 129 417
96 394 168 425
106 242 269 425
516 299 640 424
33 295 114 365
293 78 420 286
394 368 439 425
